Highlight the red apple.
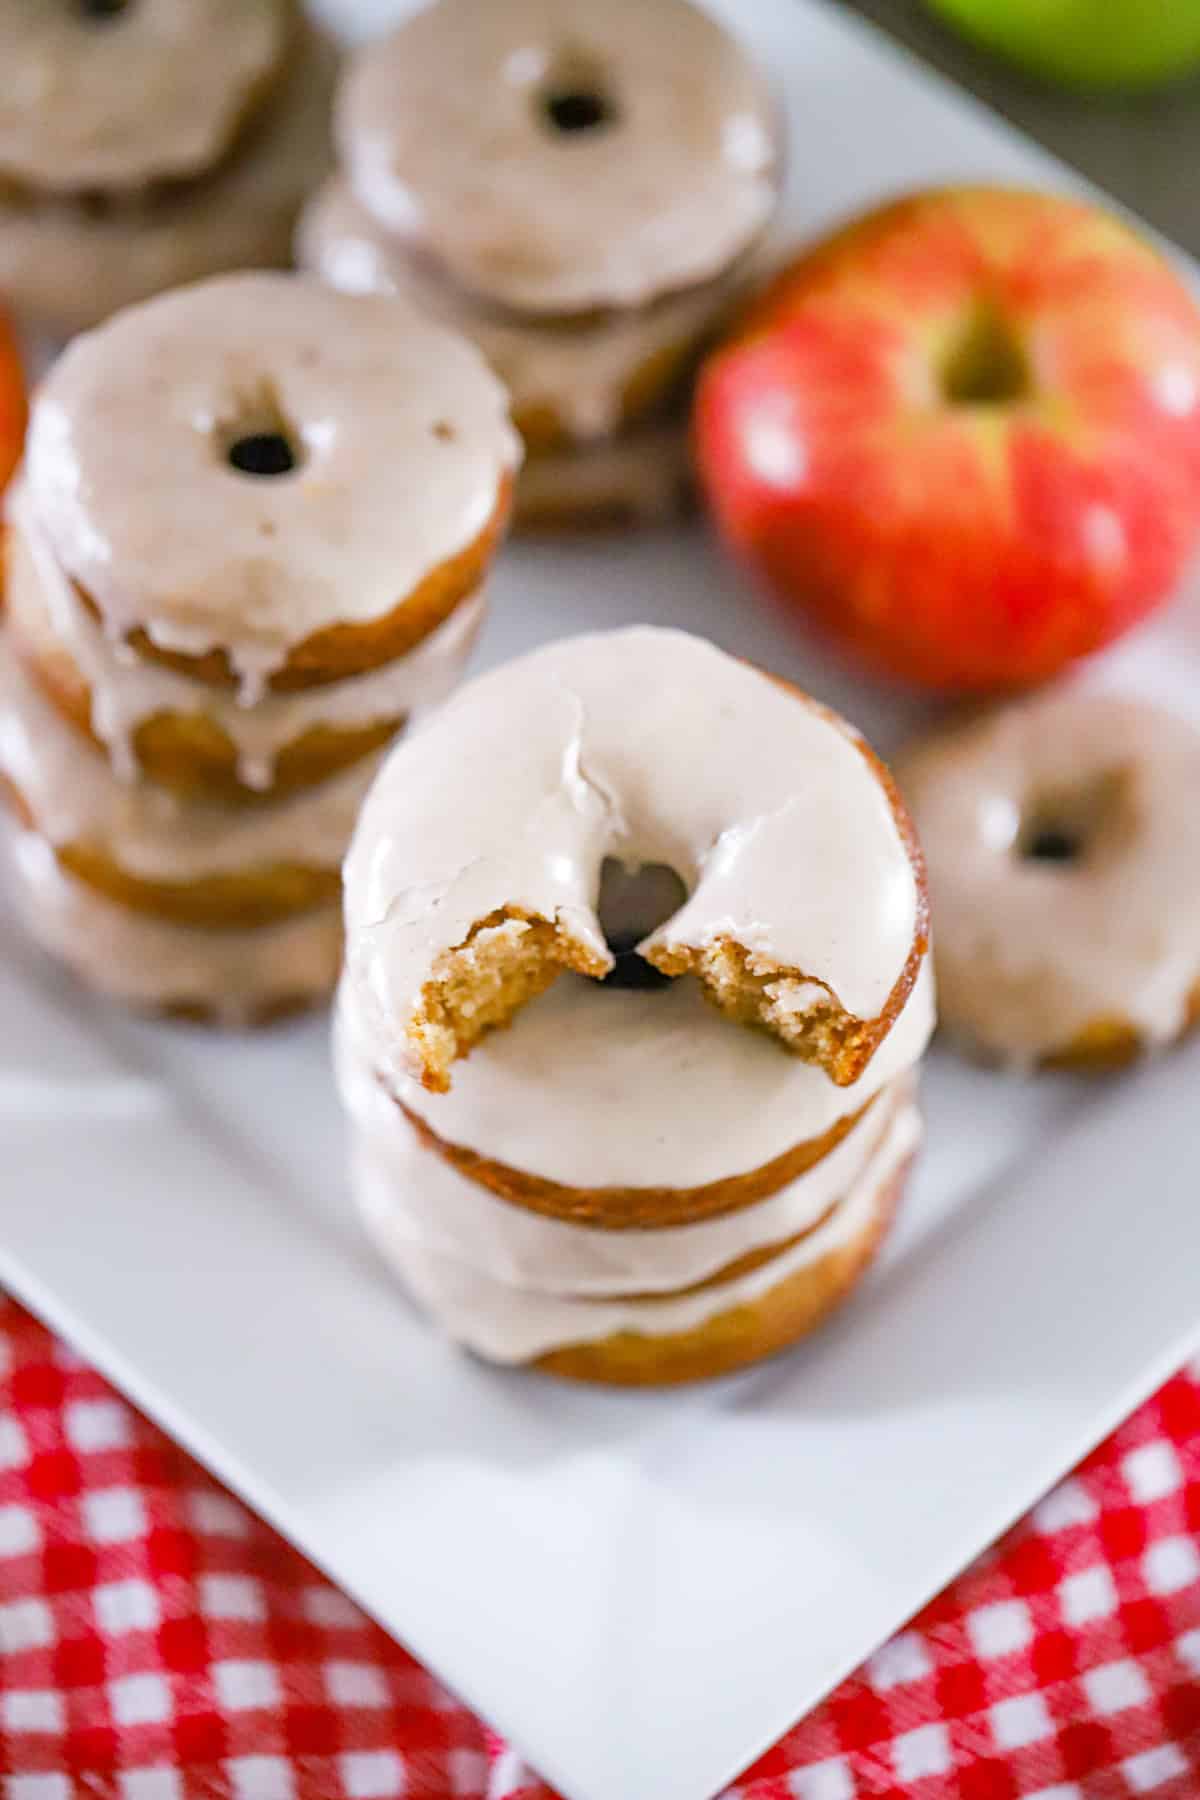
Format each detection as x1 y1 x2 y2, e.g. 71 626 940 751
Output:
694 187 1200 689
0 304 24 498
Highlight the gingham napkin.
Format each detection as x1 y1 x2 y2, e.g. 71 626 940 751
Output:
1 1291 1199 1800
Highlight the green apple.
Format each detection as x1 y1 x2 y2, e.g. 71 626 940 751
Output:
925 0 1200 90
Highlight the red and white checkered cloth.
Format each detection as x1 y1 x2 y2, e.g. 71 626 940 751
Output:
2 1293 1200 1800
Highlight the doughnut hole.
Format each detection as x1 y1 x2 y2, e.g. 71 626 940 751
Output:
1017 768 1132 869
538 57 618 137
217 385 305 479
597 858 686 991
78 0 130 21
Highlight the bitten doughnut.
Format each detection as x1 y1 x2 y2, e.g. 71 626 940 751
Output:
339 628 933 1384
24 273 519 695
898 691 1200 1067
342 628 929 1093
335 0 780 318
0 0 290 192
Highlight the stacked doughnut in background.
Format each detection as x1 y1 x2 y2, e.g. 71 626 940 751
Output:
0 0 336 338
337 628 933 1384
1 271 519 1022
299 0 782 531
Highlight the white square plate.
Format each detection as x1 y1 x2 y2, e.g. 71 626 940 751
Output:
6 5 1200 1798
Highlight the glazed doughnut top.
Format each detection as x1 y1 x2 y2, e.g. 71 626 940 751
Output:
0 0 290 193
336 0 780 316
25 272 519 688
343 627 923 1088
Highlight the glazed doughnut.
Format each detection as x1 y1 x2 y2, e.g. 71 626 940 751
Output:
0 636 374 929
344 1035 919 1293
5 829 343 1028
898 691 1200 1067
342 627 929 1093
24 273 519 694
0 18 334 338
299 178 749 454
368 963 934 1227
335 0 780 318
6 498 486 799
354 1083 918 1385
0 0 291 193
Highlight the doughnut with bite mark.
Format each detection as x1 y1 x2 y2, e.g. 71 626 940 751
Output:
342 627 929 1094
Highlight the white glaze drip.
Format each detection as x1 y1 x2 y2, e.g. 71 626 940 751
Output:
6 494 486 792
0 632 382 883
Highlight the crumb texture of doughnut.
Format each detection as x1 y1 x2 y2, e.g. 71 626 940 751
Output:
0 13 335 335
25 273 519 691
335 0 780 318
342 627 928 1095
898 690 1200 1067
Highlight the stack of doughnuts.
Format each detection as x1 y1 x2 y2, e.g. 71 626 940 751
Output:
1 271 519 1023
0 0 336 338
337 628 933 1383
299 0 782 530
